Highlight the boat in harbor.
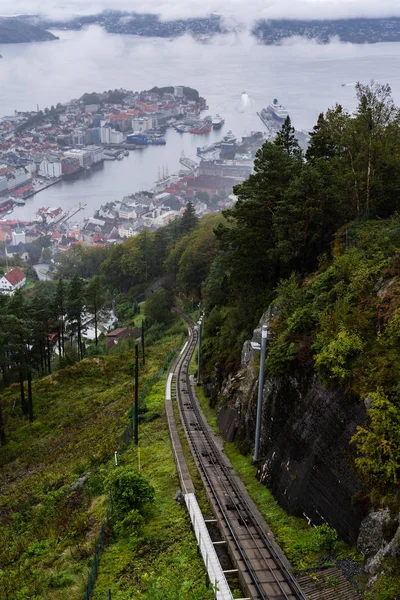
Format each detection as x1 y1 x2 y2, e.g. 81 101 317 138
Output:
266 99 289 123
212 114 225 129
189 122 212 134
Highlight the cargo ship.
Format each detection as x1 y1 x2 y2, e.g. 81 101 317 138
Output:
189 123 212 134
266 99 289 123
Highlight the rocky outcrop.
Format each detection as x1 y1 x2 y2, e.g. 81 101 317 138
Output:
216 312 367 542
357 509 400 575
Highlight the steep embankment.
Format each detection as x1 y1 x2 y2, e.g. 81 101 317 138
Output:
212 217 400 598
0 322 208 599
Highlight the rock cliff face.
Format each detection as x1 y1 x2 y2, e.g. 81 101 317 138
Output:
216 313 367 542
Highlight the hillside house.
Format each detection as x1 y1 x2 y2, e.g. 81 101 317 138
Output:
106 327 141 349
0 267 26 294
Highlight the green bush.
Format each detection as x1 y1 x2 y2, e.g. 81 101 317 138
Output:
352 390 400 490
267 334 297 375
105 467 155 521
314 328 364 382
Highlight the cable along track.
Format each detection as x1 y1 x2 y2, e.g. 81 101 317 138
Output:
174 313 309 600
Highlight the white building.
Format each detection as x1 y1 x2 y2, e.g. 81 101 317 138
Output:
7 167 31 191
12 228 25 245
100 127 123 144
0 267 26 295
110 130 124 144
118 224 138 238
142 205 179 227
100 127 111 144
132 117 152 132
39 156 62 179
64 149 93 168
174 86 184 98
118 202 141 220
86 145 104 163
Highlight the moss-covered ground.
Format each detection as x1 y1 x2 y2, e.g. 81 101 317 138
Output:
0 319 209 600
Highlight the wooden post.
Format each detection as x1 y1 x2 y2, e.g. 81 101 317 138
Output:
134 344 139 445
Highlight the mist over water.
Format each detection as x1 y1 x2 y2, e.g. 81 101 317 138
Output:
2 29 400 221
238 92 252 113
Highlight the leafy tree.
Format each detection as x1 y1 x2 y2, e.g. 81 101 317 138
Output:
145 288 174 325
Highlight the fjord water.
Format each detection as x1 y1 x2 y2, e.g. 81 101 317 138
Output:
1 27 400 221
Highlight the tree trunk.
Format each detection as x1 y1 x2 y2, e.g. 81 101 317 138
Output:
366 135 372 215
47 336 51 374
78 322 83 360
61 320 65 357
0 400 6 445
58 327 62 360
27 371 33 423
94 310 98 347
20 370 27 415
39 339 45 375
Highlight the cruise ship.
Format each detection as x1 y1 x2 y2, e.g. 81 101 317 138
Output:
267 99 289 123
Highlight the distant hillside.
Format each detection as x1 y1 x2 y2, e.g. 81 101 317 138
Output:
4 12 400 44
253 17 400 44
0 17 58 43
39 11 400 44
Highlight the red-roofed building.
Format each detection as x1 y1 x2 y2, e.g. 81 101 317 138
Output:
0 267 26 294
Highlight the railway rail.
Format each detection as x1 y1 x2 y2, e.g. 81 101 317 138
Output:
172 311 309 600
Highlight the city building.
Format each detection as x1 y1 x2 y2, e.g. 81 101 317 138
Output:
39 156 62 179
5 242 29 262
174 86 184 98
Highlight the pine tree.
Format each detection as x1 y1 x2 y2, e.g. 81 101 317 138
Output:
275 115 302 157
180 201 198 235
67 276 86 360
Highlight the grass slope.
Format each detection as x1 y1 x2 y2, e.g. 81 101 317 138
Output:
0 324 208 599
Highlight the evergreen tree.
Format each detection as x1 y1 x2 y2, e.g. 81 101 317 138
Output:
67 276 86 360
275 115 302 157
215 140 302 322
180 201 198 235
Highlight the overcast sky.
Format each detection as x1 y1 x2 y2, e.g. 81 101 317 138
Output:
3 0 400 23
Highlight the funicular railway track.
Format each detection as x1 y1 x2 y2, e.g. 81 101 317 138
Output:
172 311 309 600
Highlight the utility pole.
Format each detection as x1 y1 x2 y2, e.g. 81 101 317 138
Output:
197 316 203 386
253 325 268 463
134 344 139 445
